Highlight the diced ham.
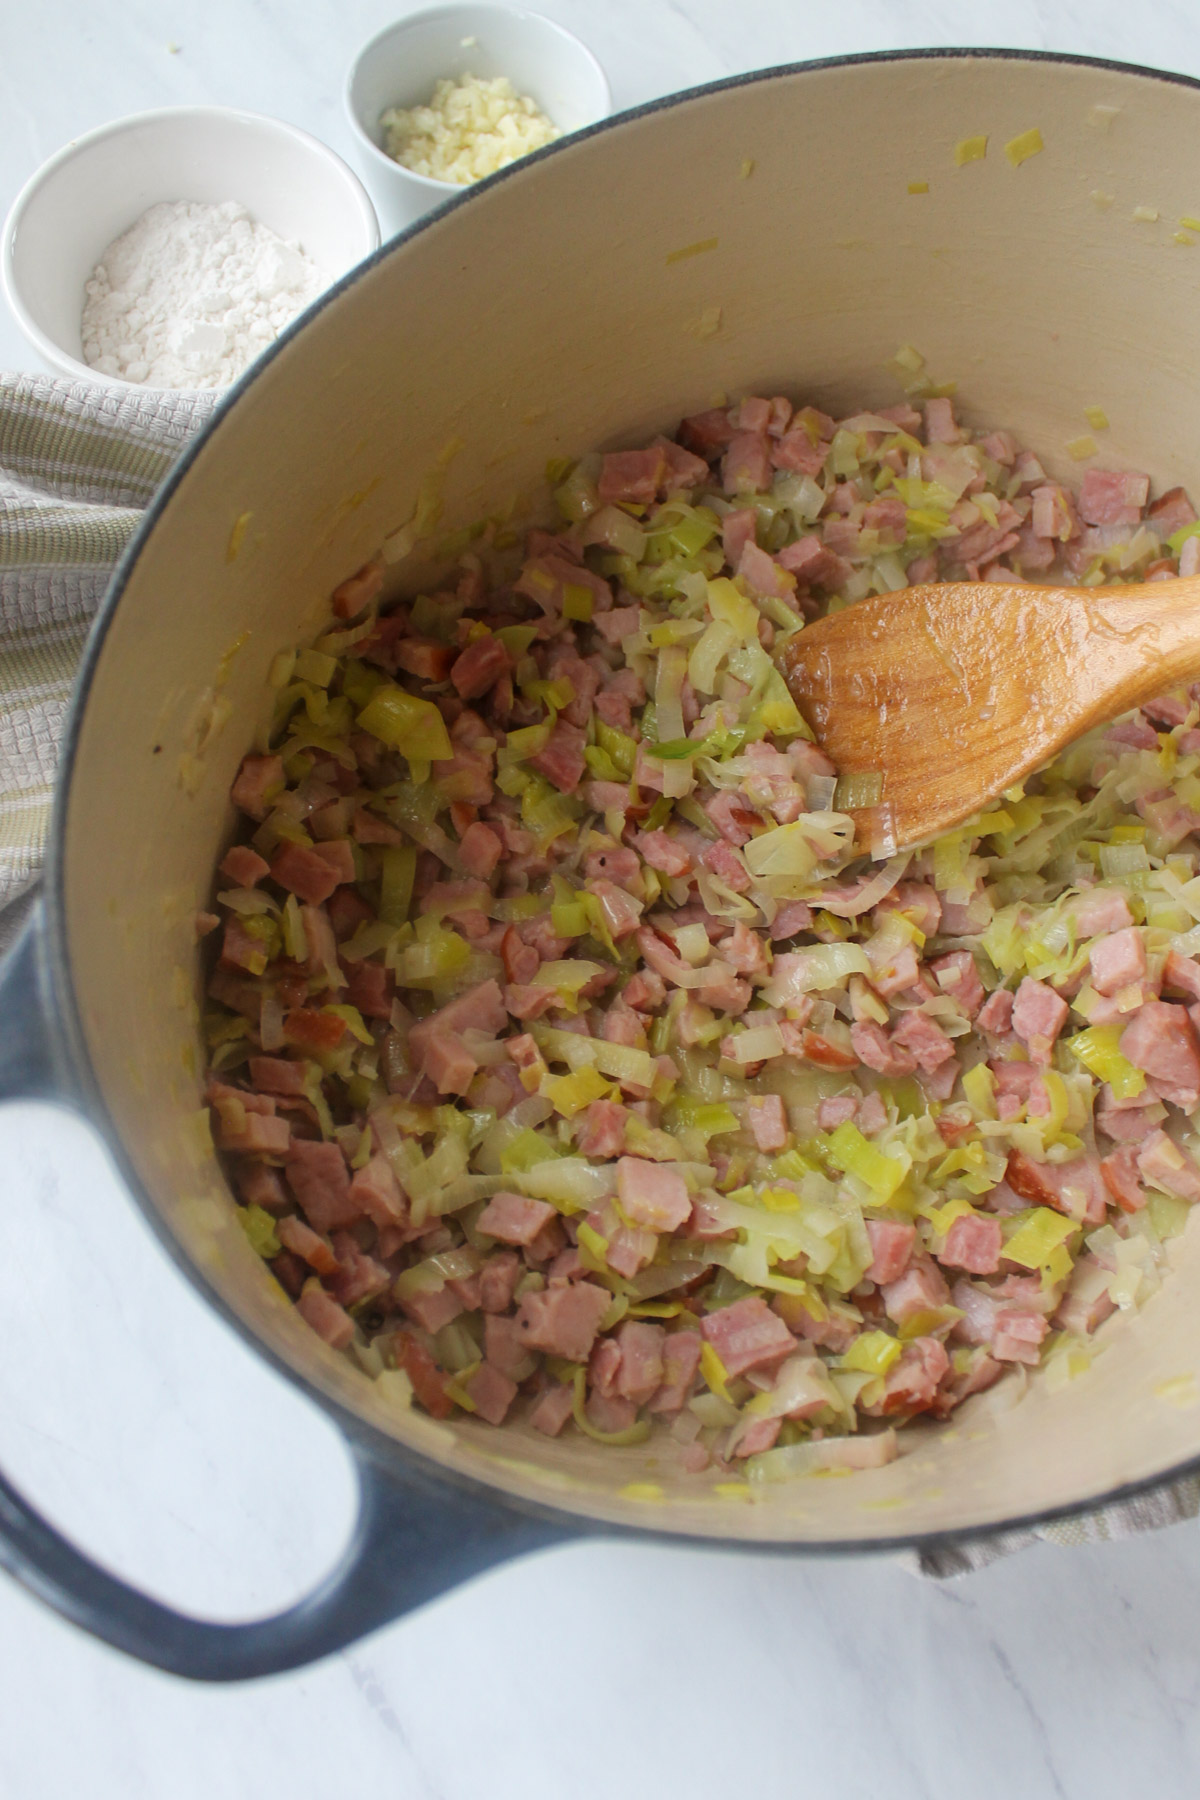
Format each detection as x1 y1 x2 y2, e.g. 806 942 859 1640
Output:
1078 467 1151 527
464 1361 519 1426
1120 1000 1200 1107
606 1225 658 1278
276 1214 339 1275
679 407 737 456
220 844 270 886
236 1162 289 1213
327 1232 391 1309
633 829 692 877
529 717 587 792
458 820 503 879
700 1295 796 1378
586 1391 638 1434
393 639 455 682
270 841 344 905
399 1283 463 1336
858 1091 889 1134
976 988 1014 1035
1095 1087 1167 1143
991 1308 1048 1365
331 558 384 620
951 1278 999 1347
248 1055 308 1096
1005 1150 1109 1225
344 958 392 1021
295 1278 354 1350
925 397 961 444
928 950 984 1018
881 1255 950 1326
283 1008 347 1053
701 839 751 893
231 754 284 821
483 1314 535 1383
529 1381 575 1437
654 435 710 490
422 1031 477 1097
611 1319 666 1405
738 540 796 601
648 1332 703 1413
348 1154 406 1228
390 1331 453 1420
1149 485 1198 535
746 1093 788 1151
940 1213 1003 1275
589 878 643 940
890 1010 955 1071
850 1019 917 1077
732 395 773 433
1011 976 1069 1063
616 1157 691 1231
516 1281 611 1360
868 940 920 998
776 534 848 588
593 605 642 647
285 1139 360 1233
865 1219 916 1285
818 1093 859 1131
1109 718 1160 750
1070 890 1134 938
722 507 757 567
1030 483 1079 542
731 1417 782 1457
576 1099 628 1158
408 980 506 1084
451 635 510 700
1100 1145 1147 1213
1164 950 1200 1001
722 431 772 494
1137 1128 1200 1201
879 1337 949 1416
1089 927 1147 996
480 1252 521 1313
1054 1255 1116 1336
477 1190 558 1245
598 446 667 506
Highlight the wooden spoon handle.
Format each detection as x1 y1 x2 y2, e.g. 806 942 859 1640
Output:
1079 574 1200 715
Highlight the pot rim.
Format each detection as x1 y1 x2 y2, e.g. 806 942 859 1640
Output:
46 45 1200 1556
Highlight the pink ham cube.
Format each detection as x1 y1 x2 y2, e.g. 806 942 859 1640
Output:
477 1191 558 1246
616 1157 691 1231
700 1296 796 1378
939 1212 1003 1275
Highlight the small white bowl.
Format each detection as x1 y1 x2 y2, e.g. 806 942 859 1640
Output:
1 106 381 389
346 5 611 235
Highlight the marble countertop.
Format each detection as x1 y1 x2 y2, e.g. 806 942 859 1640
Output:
5 2 1200 1795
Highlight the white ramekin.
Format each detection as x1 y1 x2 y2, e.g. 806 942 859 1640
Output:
1 105 381 388
345 5 611 236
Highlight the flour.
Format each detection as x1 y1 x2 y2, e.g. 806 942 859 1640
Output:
81 200 327 390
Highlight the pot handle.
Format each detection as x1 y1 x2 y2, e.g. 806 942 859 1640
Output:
0 911 577 1677
0 1438 572 1681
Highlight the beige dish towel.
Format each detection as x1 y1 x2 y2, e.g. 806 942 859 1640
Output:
1 369 1197 1575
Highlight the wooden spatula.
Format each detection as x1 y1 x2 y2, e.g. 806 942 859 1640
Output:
780 576 1200 852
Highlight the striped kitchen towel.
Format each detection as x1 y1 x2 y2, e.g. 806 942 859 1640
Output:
0 368 1197 1571
0 372 216 948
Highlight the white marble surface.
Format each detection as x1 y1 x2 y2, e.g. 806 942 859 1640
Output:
5 2 1200 1794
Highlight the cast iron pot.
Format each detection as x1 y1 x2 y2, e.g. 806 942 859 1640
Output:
5 49 1200 1682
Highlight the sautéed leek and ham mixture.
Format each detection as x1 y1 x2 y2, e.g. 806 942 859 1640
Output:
202 391 1200 1482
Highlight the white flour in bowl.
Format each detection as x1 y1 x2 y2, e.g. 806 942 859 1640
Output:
80 199 327 390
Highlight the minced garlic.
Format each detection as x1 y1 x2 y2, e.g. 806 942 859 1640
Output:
380 73 559 185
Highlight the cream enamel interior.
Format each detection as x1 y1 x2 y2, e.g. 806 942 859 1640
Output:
61 53 1200 1544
